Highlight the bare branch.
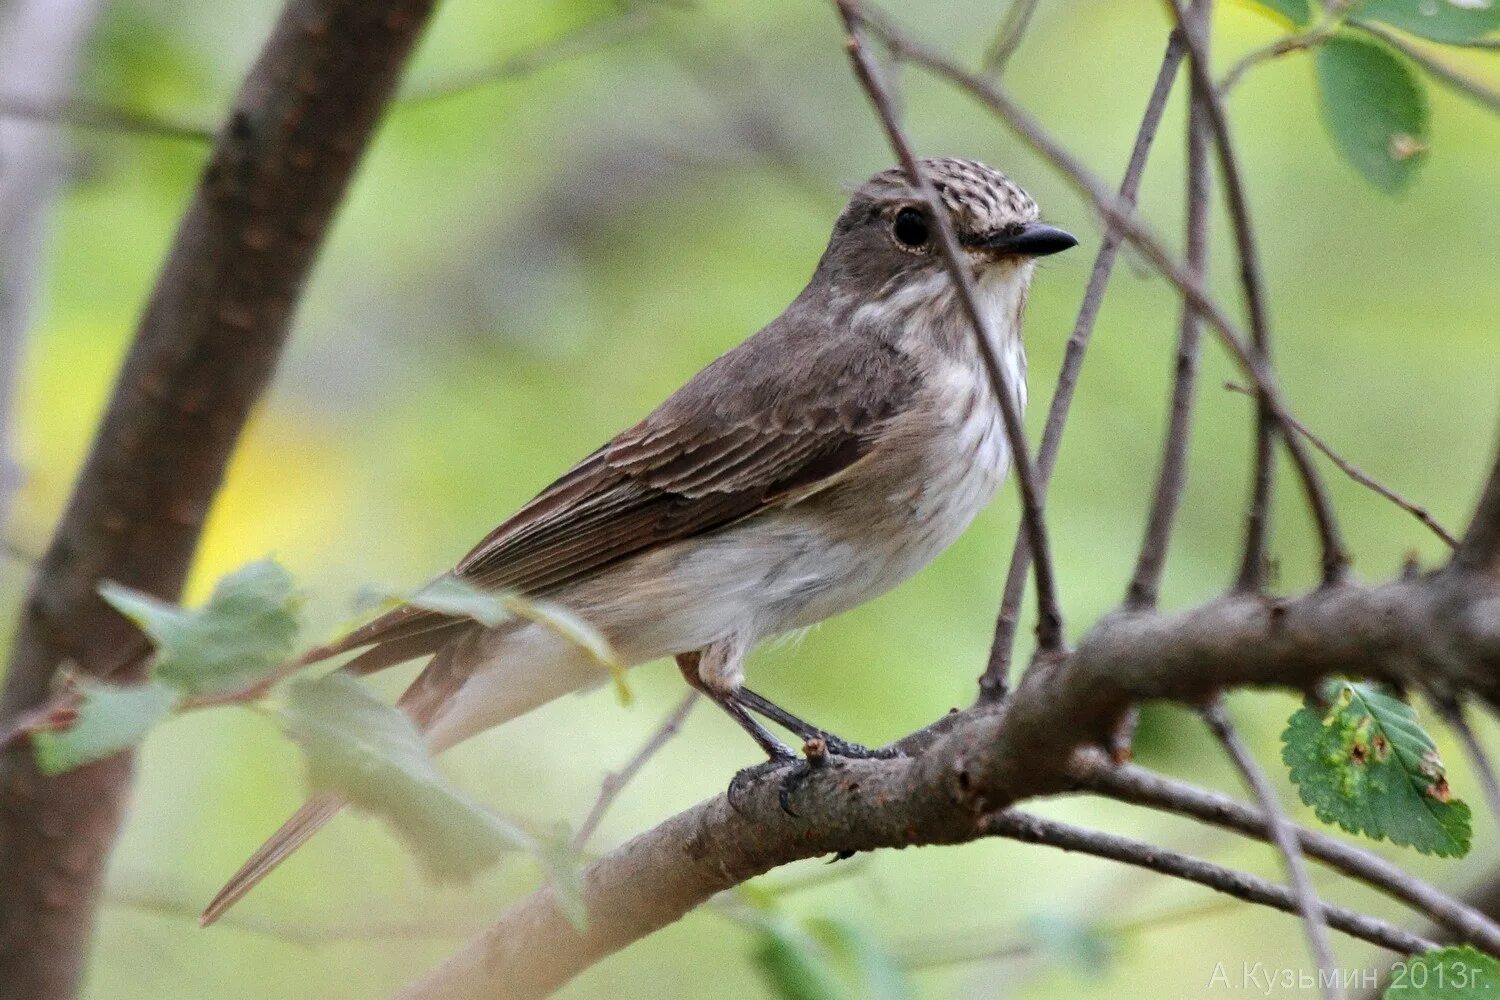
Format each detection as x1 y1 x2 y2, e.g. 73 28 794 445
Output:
1126 0 1212 611
982 810 1432 957
1434 697 1500 827
981 28 1185 698
1351 20 1500 116
1166 0 1293 591
0 98 214 143
397 5 656 109
0 1 441 994
834 0 1065 653
394 570 1500 997
1457 421 1500 576
1073 753 1500 954
898 895 1242 969
1202 700 1340 998
861 6 1350 587
1225 382 1456 547
980 0 1040 78
574 692 697 850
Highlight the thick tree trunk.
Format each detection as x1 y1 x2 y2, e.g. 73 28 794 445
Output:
0 2 438 995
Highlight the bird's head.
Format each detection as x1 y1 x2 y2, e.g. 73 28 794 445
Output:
816 157 1075 333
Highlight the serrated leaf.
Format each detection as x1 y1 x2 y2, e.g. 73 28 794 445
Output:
281 674 530 882
1356 0 1500 45
1316 34 1430 192
100 558 301 697
751 915 911 1000
406 578 630 704
1245 0 1314 26
1385 945 1500 998
31 679 178 775
1283 680 1471 856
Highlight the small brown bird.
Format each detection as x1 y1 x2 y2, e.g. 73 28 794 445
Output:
202 157 1075 924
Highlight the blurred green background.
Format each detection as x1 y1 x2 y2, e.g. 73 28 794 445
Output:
5 0 1499 996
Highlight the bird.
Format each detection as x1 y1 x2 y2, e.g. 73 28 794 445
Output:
201 156 1076 925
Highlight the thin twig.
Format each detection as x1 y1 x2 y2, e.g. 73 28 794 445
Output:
1225 382 1456 547
980 29 1185 699
1351 20 1500 115
573 691 697 850
1126 0 1212 611
0 97 213 143
396 5 657 109
835 0 1065 653
980 0 1040 78
1202 699 1341 998
1434 696 1500 827
982 810 1435 956
1455 420 1500 576
1167 0 1289 591
1072 752 1500 955
898 895 1250 969
106 885 479 946
862 6 1349 587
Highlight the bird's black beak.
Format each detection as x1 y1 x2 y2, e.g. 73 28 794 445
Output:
971 222 1078 258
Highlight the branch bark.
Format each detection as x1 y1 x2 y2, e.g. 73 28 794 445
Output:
1074 754 1500 954
0 1 438 995
395 564 1500 997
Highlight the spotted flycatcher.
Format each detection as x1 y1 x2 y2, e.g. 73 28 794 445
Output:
203 157 1076 922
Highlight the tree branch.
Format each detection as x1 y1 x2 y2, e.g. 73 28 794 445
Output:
980 0 1040 78
981 810 1432 957
574 692 697 850
834 0 1065 653
1225 381 1456 548
0 1 439 995
1125 0 1212 611
1202 700 1340 998
981 28 1184 697
393 565 1500 997
1072 753 1500 955
1350 20 1500 116
1456 422 1500 576
1167 0 1301 591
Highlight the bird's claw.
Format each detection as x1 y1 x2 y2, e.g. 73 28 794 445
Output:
727 736 905 817
727 752 796 815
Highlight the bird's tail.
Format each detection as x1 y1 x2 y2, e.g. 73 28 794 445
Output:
200 620 613 926
199 793 344 926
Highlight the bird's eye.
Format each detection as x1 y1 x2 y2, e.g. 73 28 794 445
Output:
892 207 930 249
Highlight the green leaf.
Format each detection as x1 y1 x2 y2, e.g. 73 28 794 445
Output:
1315 33 1430 193
1245 0 1314 26
1283 680 1471 856
32 679 178 775
100 558 301 697
1024 913 1117 979
534 824 588 931
1385 945 1500 998
407 578 631 703
1355 0 1500 45
406 576 515 627
751 916 911 1000
281 674 531 881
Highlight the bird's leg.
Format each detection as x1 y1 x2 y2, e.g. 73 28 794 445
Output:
675 651 795 762
733 687 899 760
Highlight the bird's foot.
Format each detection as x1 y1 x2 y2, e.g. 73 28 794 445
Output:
727 748 797 815
816 733 902 761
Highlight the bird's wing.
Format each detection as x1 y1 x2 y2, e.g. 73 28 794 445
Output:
307 324 918 665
